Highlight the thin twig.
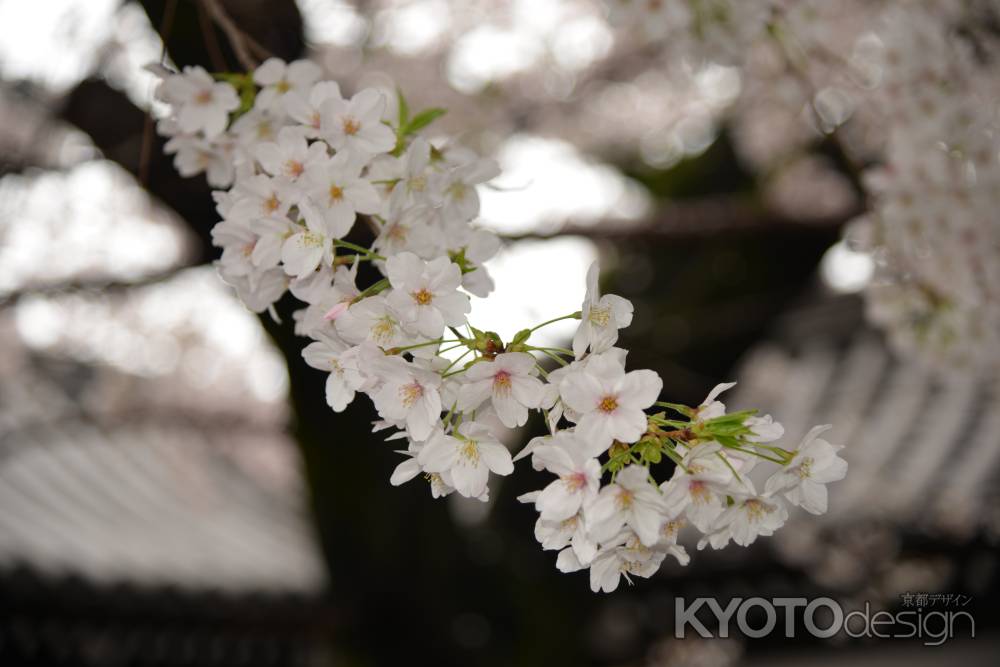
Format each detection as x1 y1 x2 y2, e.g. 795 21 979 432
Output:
199 0 274 72
139 0 178 187
196 0 228 71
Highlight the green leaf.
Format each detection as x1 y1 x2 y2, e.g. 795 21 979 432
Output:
656 402 694 417
406 107 447 134
510 329 532 346
715 434 740 449
396 87 410 129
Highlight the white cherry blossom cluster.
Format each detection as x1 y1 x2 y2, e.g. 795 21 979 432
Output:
603 0 773 65
149 58 846 593
845 4 1000 371
602 1 1000 371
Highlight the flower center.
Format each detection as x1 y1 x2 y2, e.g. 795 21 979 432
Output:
662 519 685 539
194 89 213 105
286 160 304 178
342 116 361 135
459 439 480 465
588 304 611 327
408 175 427 192
371 316 397 346
493 370 512 395
743 498 770 522
399 380 424 408
263 193 280 214
275 79 291 93
328 184 344 203
797 456 814 479
411 288 433 305
598 395 618 413
387 223 408 241
563 471 588 492
615 488 635 510
301 231 324 247
689 480 711 504
448 182 468 201
309 112 321 129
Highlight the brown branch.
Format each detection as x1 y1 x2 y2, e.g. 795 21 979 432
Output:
139 0 178 187
198 0 274 72
0 263 200 309
196 0 228 71
501 196 858 244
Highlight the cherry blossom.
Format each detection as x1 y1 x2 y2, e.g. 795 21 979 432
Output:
253 57 322 114
572 262 634 359
764 425 848 514
457 352 545 428
149 57 847 594
385 252 470 338
559 354 662 449
417 422 514 499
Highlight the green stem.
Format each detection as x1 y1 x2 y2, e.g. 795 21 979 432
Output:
352 278 390 303
725 446 786 465
441 348 473 375
661 447 690 474
529 312 581 333
534 348 568 367
443 400 458 427
391 338 459 353
334 238 384 259
527 345 575 357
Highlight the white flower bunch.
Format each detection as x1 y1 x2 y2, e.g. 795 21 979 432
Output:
846 5 1000 372
602 0 773 65
601 0 1000 372
150 58 846 593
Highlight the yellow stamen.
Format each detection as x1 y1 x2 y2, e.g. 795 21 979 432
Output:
689 480 711 505
615 488 635 510
598 395 618 413
460 439 480 465
589 304 611 327
399 381 424 408
493 370 512 395
342 117 361 135
408 175 427 192
743 498 771 522
563 472 587 492
797 457 814 479
300 231 324 247
411 288 433 305
263 194 280 214
372 316 396 346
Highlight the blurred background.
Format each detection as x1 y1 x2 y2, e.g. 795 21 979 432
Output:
0 0 998 665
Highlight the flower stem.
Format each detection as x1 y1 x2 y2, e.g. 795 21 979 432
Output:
527 345 575 357
441 348 473 375
389 338 459 353
334 238 384 260
533 348 569 367
351 278 389 303
529 312 581 333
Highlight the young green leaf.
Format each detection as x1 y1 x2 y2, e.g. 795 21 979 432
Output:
406 107 447 134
